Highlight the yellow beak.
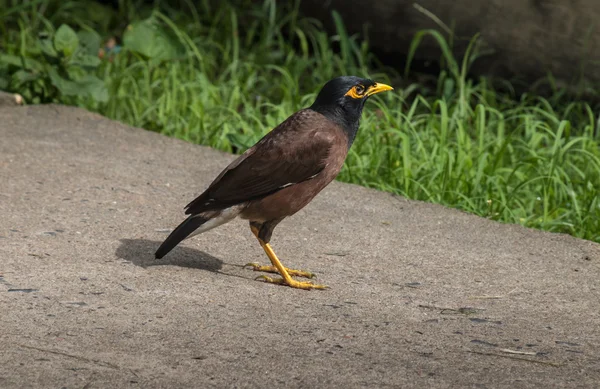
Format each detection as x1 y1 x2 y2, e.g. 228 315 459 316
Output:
366 82 394 96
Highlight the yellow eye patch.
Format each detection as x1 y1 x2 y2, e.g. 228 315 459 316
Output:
344 85 366 99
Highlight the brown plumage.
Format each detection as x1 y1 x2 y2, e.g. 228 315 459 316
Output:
156 76 393 290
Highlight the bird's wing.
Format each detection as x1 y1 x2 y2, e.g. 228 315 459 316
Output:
185 110 341 215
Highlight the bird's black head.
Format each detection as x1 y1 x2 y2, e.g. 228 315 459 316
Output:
309 76 393 146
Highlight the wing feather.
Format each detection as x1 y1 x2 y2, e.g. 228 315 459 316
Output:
185 109 341 215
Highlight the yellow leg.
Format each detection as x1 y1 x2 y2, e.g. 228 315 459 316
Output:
249 225 326 290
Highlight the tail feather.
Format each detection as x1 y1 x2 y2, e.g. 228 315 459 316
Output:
155 215 207 259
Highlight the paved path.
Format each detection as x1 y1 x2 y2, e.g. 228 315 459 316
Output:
1 105 599 388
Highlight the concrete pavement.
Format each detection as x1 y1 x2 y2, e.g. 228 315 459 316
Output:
1 105 599 388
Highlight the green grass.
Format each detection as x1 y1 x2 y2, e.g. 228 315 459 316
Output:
1 0 599 243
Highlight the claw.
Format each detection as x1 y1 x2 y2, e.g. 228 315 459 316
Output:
255 275 281 283
255 275 327 290
245 262 315 279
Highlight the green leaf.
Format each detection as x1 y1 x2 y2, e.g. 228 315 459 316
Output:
66 65 86 80
54 24 79 57
0 53 44 71
12 70 39 85
70 54 101 69
48 67 77 95
0 53 25 67
123 17 182 61
78 30 101 56
79 75 108 102
49 65 108 103
39 38 58 57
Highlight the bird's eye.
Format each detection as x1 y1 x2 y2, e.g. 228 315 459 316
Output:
355 85 365 95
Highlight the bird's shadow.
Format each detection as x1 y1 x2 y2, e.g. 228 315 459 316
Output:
115 239 223 272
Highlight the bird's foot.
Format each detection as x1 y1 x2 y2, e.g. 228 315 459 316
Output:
244 262 315 279
254 275 327 290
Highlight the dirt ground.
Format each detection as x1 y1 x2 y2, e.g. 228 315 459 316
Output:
1 105 599 388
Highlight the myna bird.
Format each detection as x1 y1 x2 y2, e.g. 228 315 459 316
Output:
155 76 393 290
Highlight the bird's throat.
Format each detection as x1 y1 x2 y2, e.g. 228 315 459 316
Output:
310 106 362 149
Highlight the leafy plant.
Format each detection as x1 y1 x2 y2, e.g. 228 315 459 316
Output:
0 24 107 104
